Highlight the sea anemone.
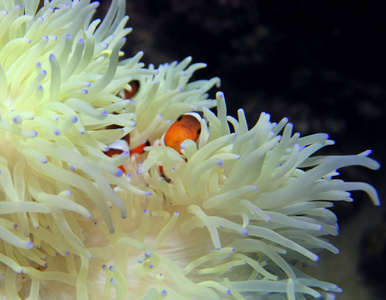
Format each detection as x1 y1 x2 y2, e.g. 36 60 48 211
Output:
0 0 380 299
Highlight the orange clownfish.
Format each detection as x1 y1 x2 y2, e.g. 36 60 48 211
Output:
163 113 202 154
104 80 146 173
125 80 139 99
104 148 127 173
105 137 150 173
160 113 202 179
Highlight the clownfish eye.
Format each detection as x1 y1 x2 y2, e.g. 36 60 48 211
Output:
197 128 201 135
176 115 183 122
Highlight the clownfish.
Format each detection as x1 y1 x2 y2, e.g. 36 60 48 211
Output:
104 148 126 173
130 140 150 156
104 139 149 173
159 113 202 179
125 80 139 99
163 113 202 154
104 80 146 173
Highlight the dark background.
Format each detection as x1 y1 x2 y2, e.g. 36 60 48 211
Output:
99 1 385 298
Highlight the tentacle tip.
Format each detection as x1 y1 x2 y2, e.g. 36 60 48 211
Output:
12 116 22 124
26 241 33 250
216 91 224 98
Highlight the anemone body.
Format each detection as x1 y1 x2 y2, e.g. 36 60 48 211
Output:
0 1 380 299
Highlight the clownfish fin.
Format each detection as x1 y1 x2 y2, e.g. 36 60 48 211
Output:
130 140 150 156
